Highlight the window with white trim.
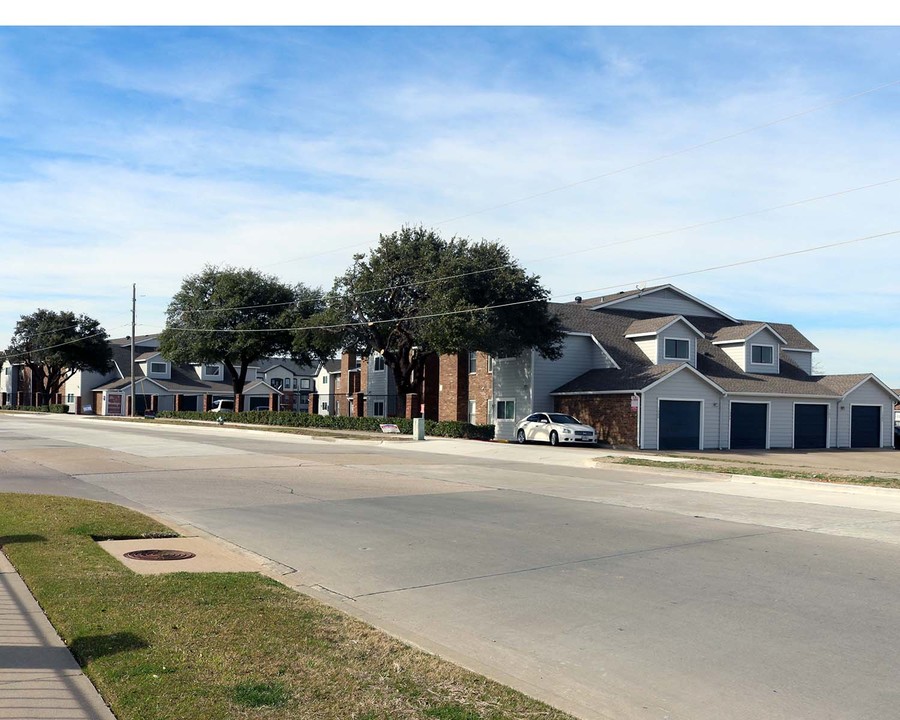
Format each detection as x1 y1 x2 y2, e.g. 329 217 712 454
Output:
487 398 494 424
373 354 385 372
663 338 690 360
373 400 385 417
66 393 75 403
300 378 311 389
751 345 774 364
149 361 167 374
467 400 477 424
204 364 221 377
322 374 328 385
487 356 494 373
496 399 515 420
468 351 477 374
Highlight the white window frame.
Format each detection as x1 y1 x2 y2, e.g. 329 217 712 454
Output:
750 344 775 365
322 374 328 385
496 398 515 421
204 363 222 378
373 354 385 372
149 361 168 375
468 351 477 374
487 398 494 424
373 400 385 417
300 378 311 390
663 337 691 361
467 399 477 424
487 356 494 373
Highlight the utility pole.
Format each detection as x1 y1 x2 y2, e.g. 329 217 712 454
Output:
130 283 136 418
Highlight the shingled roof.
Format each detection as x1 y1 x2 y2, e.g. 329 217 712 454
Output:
547 302 857 398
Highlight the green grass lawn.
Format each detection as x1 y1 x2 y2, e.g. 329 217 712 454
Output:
616 457 900 489
0 494 574 720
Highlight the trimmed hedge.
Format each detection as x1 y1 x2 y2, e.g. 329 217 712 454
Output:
1 404 69 413
155 410 494 441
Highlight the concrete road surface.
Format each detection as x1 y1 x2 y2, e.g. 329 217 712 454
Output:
1 413 899 720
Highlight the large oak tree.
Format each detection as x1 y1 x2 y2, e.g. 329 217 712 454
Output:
3 310 113 404
314 226 564 398
159 265 327 398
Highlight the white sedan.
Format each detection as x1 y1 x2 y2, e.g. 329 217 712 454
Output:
515 413 597 446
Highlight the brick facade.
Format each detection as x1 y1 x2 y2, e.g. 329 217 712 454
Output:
554 394 638 447
436 352 493 424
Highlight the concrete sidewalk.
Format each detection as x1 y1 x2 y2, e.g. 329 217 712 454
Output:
0 550 116 720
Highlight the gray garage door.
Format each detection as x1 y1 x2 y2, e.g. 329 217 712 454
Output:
794 404 828 449
850 406 881 448
730 402 767 449
659 400 702 450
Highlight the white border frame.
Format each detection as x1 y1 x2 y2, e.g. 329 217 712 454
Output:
663 336 693 362
728 399 770 450
496 397 516 422
749 343 776 366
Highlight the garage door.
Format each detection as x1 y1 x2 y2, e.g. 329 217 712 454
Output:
851 406 881 448
794 404 828 449
730 402 767 449
659 400 702 450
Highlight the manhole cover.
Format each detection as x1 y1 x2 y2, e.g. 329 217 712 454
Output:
123 549 196 561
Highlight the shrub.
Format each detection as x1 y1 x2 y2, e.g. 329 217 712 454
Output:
154 411 494 440
48 404 69 414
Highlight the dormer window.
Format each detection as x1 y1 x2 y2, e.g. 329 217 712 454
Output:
751 345 774 365
149 362 167 374
664 338 691 361
204 364 221 378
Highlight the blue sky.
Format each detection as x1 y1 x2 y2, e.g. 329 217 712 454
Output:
0 27 898 385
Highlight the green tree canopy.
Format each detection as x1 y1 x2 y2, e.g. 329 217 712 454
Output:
3 309 113 404
316 226 564 398
159 266 328 397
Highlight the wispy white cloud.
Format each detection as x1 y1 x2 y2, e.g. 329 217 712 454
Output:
0 27 898 385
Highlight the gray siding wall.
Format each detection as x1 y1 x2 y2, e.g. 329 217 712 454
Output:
839 380 896 448
610 288 724 318
745 328 782 374
656 321 698 368
783 350 813 375
492 353 533 441
365 353 391 416
531 334 614 414
640 370 723 450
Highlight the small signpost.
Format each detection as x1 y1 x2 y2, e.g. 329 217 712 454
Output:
630 394 640 412
379 423 401 434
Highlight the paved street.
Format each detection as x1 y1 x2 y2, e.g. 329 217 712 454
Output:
1 414 899 720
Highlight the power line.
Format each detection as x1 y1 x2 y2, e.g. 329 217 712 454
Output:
265 77 900 268
172 176 900 315
151 229 899 335
434 79 900 225
1 324 132 361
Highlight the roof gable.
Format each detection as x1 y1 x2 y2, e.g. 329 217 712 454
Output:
624 315 704 339
586 285 737 321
